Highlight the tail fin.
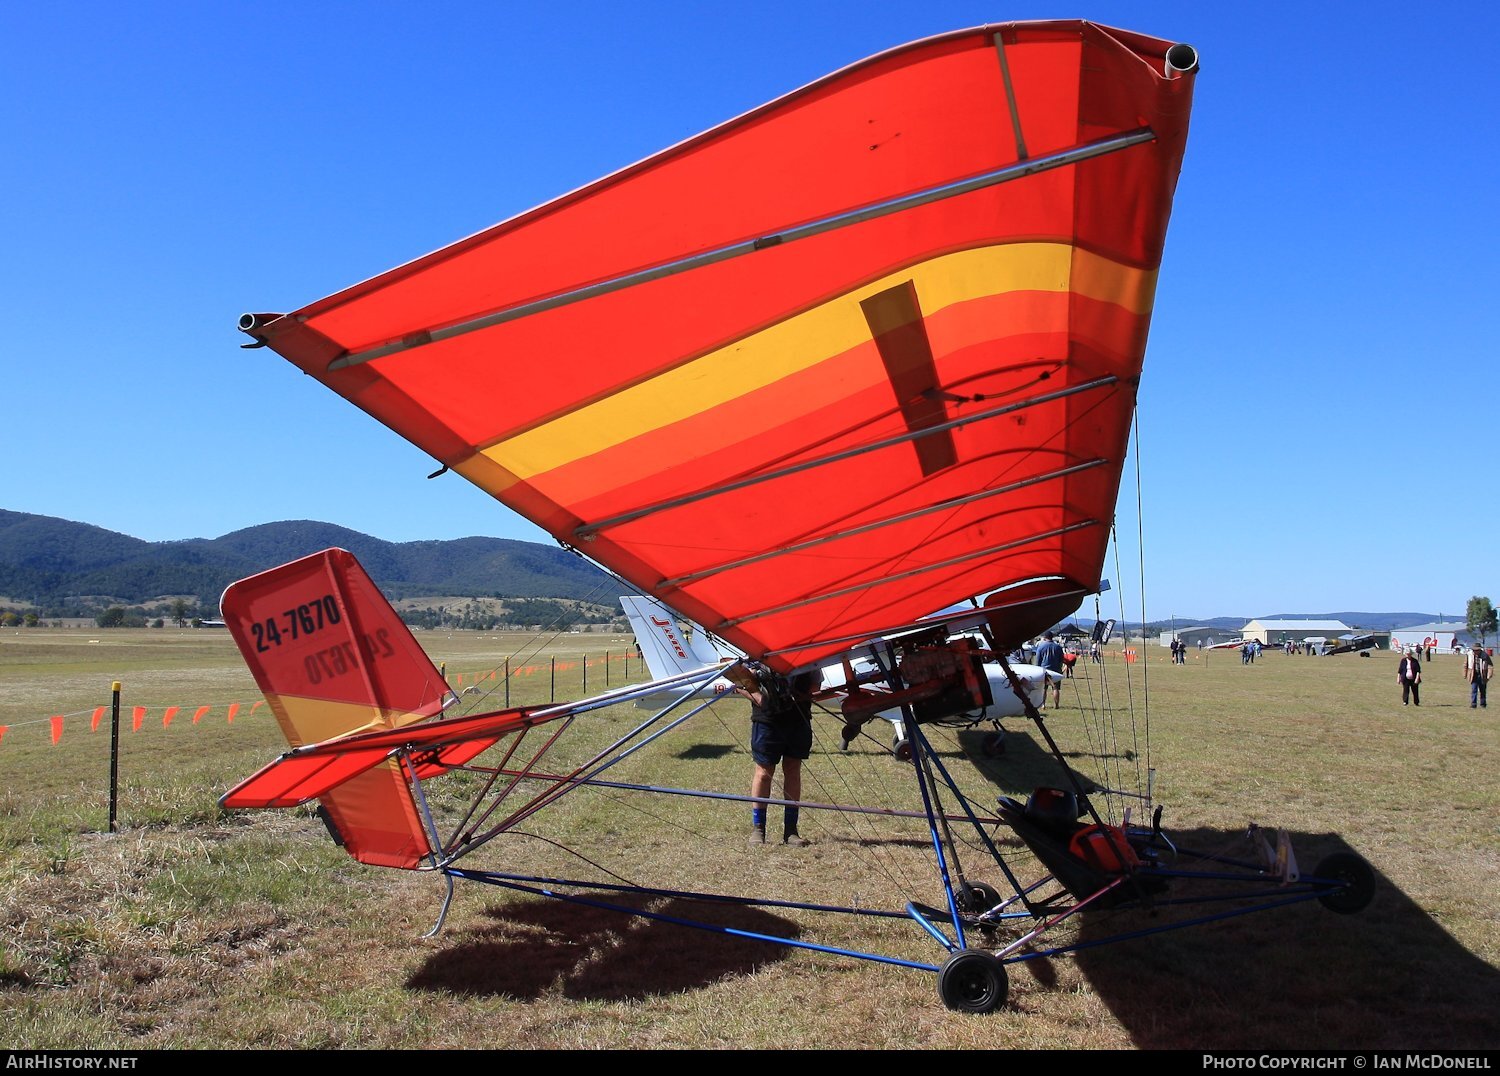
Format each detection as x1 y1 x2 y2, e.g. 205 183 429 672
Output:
221 548 455 869
620 595 735 678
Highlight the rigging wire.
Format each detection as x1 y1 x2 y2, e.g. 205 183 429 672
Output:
799 705 930 899
1105 530 1142 822
501 830 644 888
1132 415 1153 799
599 553 940 898
446 569 631 720
1059 635 1115 815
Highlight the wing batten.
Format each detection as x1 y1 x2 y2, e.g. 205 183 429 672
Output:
713 519 1099 632
657 458 1111 590
572 375 1121 540
757 581 1093 665
320 127 1156 376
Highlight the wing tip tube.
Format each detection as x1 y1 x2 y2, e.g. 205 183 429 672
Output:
1164 43 1199 78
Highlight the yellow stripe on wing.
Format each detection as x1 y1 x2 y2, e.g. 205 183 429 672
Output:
479 243 1155 481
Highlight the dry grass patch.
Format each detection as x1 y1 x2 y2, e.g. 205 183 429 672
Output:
0 631 1496 1048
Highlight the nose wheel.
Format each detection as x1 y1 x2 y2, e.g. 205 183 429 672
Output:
938 949 1008 1013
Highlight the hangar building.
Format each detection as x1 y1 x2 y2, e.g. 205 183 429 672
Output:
1241 619 1352 645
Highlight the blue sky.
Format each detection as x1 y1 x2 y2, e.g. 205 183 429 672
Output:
3 1 1496 621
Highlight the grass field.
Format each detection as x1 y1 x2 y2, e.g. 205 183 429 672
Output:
1 627 1496 1051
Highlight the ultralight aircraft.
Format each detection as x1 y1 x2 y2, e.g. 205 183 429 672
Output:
225 20 1374 1013
621 590 1059 757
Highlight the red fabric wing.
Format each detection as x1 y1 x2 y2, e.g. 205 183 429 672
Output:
242 21 1197 670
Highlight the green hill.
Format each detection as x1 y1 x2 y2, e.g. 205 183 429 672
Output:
0 510 613 617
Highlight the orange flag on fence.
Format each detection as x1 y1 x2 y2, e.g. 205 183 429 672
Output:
192 705 210 724
227 702 239 723
132 706 146 731
250 700 265 714
50 716 63 744
162 706 180 728
91 706 105 731
0 726 6 744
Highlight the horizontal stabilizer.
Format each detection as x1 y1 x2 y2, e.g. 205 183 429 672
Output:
221 705 545 809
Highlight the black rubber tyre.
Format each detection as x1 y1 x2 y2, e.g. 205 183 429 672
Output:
956 880 1002 914
892 735 913 761
1313 852 1375 914
938 949 1008 1013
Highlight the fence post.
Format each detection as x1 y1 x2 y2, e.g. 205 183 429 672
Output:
505 658 510 708
550 656 556 702
109 681 122 833
583 654 588 695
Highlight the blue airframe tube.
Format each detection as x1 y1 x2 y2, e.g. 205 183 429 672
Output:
447 867 943 973
903 721 966 951
914 719 1032 899
444 867 1335 974
905 901 956 949
448 867 916 920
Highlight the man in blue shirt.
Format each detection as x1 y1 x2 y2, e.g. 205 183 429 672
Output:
1035 631 1065 709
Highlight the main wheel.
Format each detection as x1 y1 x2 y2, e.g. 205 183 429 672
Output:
938 949 1008 1013
1313 852 1375 914
956 880 1001 914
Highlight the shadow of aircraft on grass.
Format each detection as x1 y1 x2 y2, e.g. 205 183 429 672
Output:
1061 828 1500 1050
407 726 1497 1040
959 732 1500 1050
407 894 797 1002
959 725 1125 795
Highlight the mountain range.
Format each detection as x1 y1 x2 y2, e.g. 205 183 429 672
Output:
1147 613 1449 633
0 510 612 616
0 509 1451 631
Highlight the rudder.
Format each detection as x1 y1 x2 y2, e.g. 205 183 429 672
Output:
221 548 455 868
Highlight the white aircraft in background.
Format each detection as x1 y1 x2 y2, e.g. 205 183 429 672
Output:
620 594 1061 758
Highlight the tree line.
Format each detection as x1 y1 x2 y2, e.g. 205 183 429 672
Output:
3 594 625 632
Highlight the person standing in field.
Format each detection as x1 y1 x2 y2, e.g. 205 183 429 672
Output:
738 668 817 845
1035 631 1065 708
1466 643 1492 709
1397 647 1422 706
